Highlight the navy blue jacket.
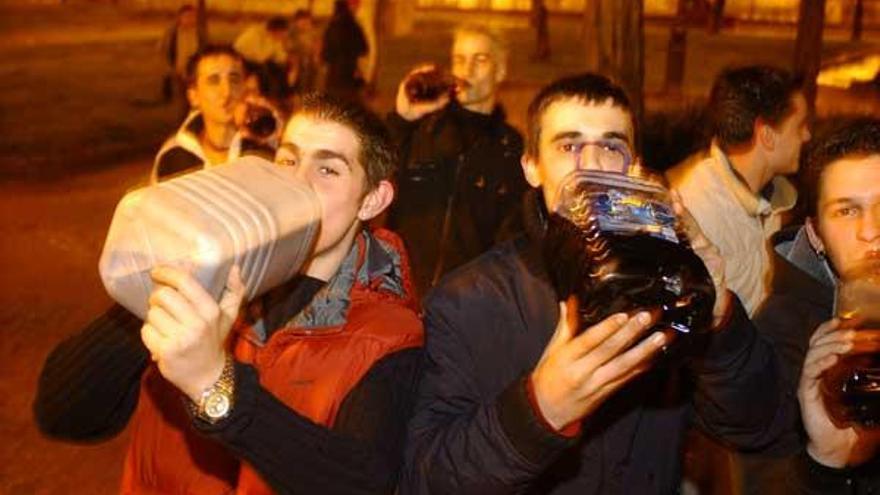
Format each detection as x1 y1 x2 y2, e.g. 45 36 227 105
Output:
401 194 792 494
748 226 880 494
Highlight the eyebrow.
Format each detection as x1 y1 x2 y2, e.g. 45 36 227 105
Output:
279 143 352 170
822 197 858 210
315 149 352 169
603 131 631 144
279 142 299 156
549 131 582 143
548 130 631 145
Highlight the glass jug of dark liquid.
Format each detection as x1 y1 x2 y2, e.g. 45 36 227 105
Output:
543 168 716 338
822 262 880 427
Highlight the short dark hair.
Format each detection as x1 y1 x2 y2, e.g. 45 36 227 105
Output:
708 65 804 151
525 73 634 158
267 16 289 32
802 117 880 218
184 45 245 87
296 93 398 191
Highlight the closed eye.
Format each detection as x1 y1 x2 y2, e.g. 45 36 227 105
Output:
276 156 298 167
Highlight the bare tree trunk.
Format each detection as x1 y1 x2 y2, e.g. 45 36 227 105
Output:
531 0 551 61
370 0 388 94
852 0 864 41
793 0 825 118
196 0 208 49
666 0 687 95
618 0 644 132
583 0 644 143
708 0 726 34
582 0 601 71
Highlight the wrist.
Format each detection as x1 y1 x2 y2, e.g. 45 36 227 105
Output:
806 440 851 469
187 355 236 423
527 375 580 437
711 290 734 330
183 354 229 403
529 374 567 431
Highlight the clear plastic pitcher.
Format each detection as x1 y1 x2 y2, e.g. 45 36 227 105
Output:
99 156 321 319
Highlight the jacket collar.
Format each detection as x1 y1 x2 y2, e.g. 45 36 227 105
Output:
248 228 413 341
710 143 798 218
174 110 244 165
772 225 837 310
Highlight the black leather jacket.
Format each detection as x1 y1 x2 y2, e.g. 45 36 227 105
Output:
386 102 527 296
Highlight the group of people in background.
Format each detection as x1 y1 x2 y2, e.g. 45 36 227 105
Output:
33 9 880 495
161 0 369 111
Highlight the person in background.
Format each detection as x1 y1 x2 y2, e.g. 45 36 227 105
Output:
158 4 199 116
34 94 424 495
151 45 278 183
353 0 379 94
287 9 320 97
667 65 810 317
667 65 811 494
233 16 291 100
321 0 368 102
747 118 880 493
386 23 526 295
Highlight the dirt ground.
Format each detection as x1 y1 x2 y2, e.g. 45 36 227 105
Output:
1 2 879 494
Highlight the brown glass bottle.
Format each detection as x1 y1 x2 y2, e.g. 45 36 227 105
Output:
404 68 457 102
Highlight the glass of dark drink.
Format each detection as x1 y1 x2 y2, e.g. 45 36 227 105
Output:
822 262 880 427
542 168 716 339
404 68 458 103
243 104 277 140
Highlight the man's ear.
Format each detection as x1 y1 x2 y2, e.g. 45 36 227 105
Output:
805 217 827 256
521 154 542 188
756 120 775 151
495 56 508 85
186 86 199 109
358 180 394 221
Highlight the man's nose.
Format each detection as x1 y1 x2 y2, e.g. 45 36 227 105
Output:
858 203 880 242
576 145 601 171
219 78 231 99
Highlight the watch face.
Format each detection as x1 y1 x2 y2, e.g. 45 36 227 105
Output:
204 392 231 420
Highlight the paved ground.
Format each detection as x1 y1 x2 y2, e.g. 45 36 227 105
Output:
1 3 879 494
1 160 149 494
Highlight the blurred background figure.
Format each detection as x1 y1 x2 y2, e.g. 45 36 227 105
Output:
321 0 368 102
152 45 279 183
287 9 321 98
354 0 379 95
668 64 810 495
233 16 290 101
158 4 198 117
668 65 809 317
386 24 526 296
